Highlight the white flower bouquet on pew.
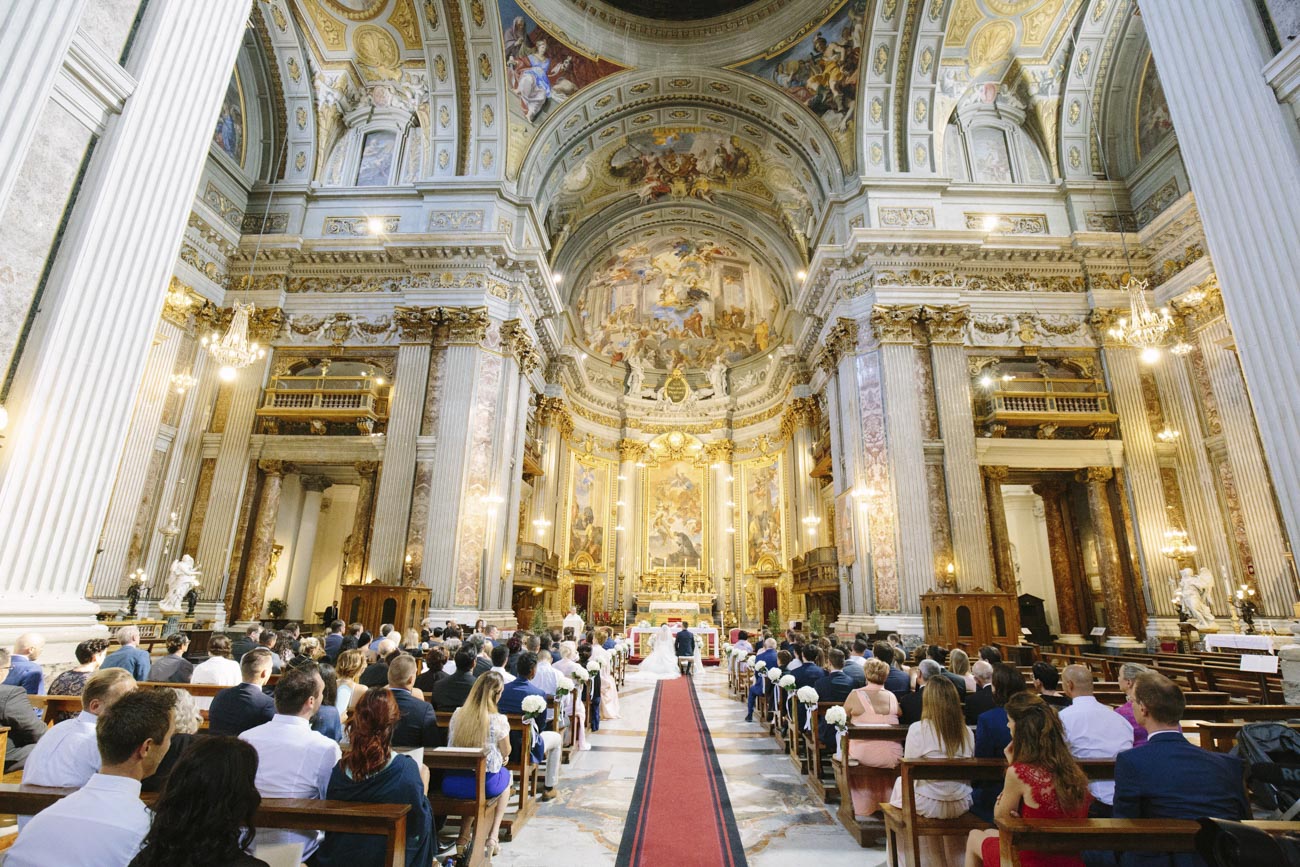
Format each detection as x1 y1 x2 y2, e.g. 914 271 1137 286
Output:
571 666 590 683
778 674 796 690
767 668 782 683
796 686 820 706
555 675 576 698
753 660 767 672
521 694 547 722
824 705 848 730
587 660 601 673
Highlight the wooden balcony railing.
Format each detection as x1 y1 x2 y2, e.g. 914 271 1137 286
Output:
974 376 1117 439
792 546 840 594
257 375 389 435
514 542 559 590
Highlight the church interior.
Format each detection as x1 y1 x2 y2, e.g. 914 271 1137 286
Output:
2 0 1300 863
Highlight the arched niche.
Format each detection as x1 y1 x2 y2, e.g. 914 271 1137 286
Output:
942 87 1051 184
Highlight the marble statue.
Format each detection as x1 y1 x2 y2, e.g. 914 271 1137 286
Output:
627 353 646 397
159 555 202 614
1175 567 1217 630
707 358 728 397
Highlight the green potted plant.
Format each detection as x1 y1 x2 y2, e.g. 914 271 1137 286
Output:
266 598 288 626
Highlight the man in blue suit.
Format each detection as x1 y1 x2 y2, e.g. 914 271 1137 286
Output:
387 654 441 748
208 648 275 736
322 620 345 661
744 638 780 722
1111 673 1249 867
497 652 563 801
2 634 46 695
792 645 826 688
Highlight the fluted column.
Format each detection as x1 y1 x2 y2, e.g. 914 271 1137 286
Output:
983 466 1014 591
784 398 822 557
1093 312 1178 615
0 0 87 215
924 305 993 588
0 0 250 654
1032 481 1085 641
616 440 645 611
528 397 569 554
344 462 378 584
705 440 735 618
367 308 433 583
1142 0 1300 556
285 475 328 622
89 317 184 596
237 461 286 622
487 321 539 619
871 305 933 610
1078 467 1139 646
1198 313 1292 614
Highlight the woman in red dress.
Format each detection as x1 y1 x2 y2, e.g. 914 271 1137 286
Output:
965 692 1092 867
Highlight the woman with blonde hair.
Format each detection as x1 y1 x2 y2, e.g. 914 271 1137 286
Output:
843 657 903 819
949 648 977 693
334 649 369 720
591 627 621 721
443 672 512 857
552 641 590 750
965 693 1091 867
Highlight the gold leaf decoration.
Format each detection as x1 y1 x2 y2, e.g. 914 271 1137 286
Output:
470 0 485 27
477 53 491 81
438 149 450 169
439 105 450 127
482 105 494 128
295 106 307 129
914 99 927 123
434 55 447 81
873 45 889 75
870 143 884 165
287 56 301 82
969 19 1015 75
295 151 306 171
870 97 883 123
920 46 934 75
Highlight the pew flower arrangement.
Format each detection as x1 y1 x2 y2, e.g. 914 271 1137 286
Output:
722 642 732 655
796 686 820 706
521 694 547 722
753 660 767 673
571 667 590 683
555 675 576 699
824 706 848 731
587 660 601 673
767 668 782 683
778 674 797 689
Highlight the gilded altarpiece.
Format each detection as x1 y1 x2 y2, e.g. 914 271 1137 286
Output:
564 452 617 602
643 458 709 571
738 456 787 574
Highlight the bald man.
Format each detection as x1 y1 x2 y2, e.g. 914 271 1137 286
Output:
4 633 47 695
1059 663 1134 817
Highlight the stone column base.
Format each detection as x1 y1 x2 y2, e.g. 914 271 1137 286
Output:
833 614 879 635
0 594 109 667
427 608 519 630
874 614 923 638
1103 635 1147 652
1055 634 1090 645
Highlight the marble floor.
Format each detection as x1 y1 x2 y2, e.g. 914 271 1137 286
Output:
494 666 888 866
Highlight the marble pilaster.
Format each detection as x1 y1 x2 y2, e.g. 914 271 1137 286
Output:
616 439 646 610
286 476 329 622
238 461 286 622
923 305 993 588
1032 481 1085 641
705 440 735 614
1142 0 1300 557
1078 467 1140 646
343 461 378 584
529 397 570 554
784 398 821 557
983 466 1014 592
367 308 434 583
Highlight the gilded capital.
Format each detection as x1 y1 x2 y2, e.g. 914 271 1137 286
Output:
248 306 286 343
394 306 436 342
981 465 1009 482
258 460 287 476
501 319 541 375
1087 308 1125 348
617 438 649 462
301 474 332 493
162 277 200 328
1075 466 1114 484
823 317 859 364
780 397 820 439
355 460 380 476
703 440 735 464
922 305 970 345
869 304 922 345
440 307 491 345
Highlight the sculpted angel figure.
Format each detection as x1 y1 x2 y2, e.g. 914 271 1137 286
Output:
159 555 202 614
1174 567 1217 630
626 353 646 397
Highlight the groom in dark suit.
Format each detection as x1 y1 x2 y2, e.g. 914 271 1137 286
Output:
674 625 696 675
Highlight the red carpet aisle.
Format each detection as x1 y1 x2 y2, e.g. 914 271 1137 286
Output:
616 678 748 867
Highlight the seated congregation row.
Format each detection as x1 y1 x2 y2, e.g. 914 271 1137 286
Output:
734 633 1250 867
0 619 626 867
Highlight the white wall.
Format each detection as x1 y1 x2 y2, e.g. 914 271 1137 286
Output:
305 485 358 621
1001 485 1061 633
263 474 304 609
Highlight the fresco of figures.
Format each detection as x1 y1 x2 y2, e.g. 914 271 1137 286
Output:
646 461 705 570
576 235 780 370
567 459 608 569
500 0 622 125
607 128 752 204
736 0 866 137
1137 54 1174 160
212 69 244 164
744 461 784 570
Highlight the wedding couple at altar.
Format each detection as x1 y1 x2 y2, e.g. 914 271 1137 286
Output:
631 624 702 680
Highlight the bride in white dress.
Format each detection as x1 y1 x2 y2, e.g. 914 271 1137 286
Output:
630 624 681 681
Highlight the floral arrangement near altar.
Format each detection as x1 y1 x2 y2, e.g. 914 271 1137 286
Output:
796 686 819 705
521 694 547 721
778 674 796 689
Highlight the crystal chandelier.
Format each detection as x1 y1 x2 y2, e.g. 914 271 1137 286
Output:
1160 527 1198 559
202 301 266 382
1108 276 1174 364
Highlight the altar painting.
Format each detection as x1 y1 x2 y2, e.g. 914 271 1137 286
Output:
575 235 780 370
741 458 785 572
645 460 706 571
566 456 609 571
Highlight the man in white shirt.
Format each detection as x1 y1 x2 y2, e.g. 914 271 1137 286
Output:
22 668 136 788
6 688 176 867
191 633 242 710
1059 664 1134 817
240 665 342 860
489 644 516 684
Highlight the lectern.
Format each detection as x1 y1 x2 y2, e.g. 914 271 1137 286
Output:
339 584 431 634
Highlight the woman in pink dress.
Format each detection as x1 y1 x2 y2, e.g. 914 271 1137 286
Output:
966 693 1092 867
842 658 904 818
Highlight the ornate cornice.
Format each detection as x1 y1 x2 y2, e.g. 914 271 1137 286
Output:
617 438 649 463
921 305 970 345
869 304 922 345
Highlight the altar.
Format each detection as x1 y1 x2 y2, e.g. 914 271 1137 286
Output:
628 624 720 661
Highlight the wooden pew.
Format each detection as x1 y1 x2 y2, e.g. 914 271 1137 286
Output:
831 724 909 847
1180 704 1300 723
1196 720 1300 753
425 747 501 867
498 712 539 840
800 701 841 802
27 695 81 726
787 692 810 775
0 784 410 867
996 817 1300 866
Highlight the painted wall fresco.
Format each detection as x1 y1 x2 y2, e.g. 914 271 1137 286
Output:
567 457 608 570
212 69 245 165
576 235 779 369
608 128 752 204
742 458 784 571
1136 53 1174 161
645 460 706 570
357 130 396 185
455 353 503 606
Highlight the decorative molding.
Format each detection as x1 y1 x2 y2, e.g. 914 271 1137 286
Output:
1084 211 1137 232
964 213 1049 234
878 207 935 228
324 215 399 236
202 182 244 228
869 305 922 345
240 212 289 234
1134 177 1181 228
428 209 485 231
51 29 135 136
500 319 541 374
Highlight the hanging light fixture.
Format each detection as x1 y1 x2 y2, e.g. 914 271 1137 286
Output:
1161 528 1197 560
202 301 266 381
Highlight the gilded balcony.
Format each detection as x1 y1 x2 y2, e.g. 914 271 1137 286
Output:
974 375 1117 439
256 373 390 435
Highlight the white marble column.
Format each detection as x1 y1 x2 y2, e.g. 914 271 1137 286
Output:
0 0 87 215
89 318 184 597
924 305 994 588
286 476 329 622
1142 0 1300 557
706 441 735 618
367 309 433 583
823 320 872 625
0 0 251 654
495 368 532 619
616 442 643 611
528 396 568 554
1199 316 1293 614
871 305 933 611
787 397 822 557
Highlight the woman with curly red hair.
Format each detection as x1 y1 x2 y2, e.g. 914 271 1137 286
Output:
312 689 434 867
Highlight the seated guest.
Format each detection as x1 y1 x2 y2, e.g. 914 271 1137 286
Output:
599 627 618 652
142 688 204 792
499 652 563 802
844 658 903 820
368 623 396 654
1111 673 1249 866
230 624 263 663
949 649 977 693
6 689 177 867
315 690 434 867
483 624 501 649
489 643 516 684
964 660 997 726
744 638 780 722
977 645 1003 666
148 633 194 684
816 649 857 703
102 626 151 681
433 648 479 712
415 645 449 694
793 644 826 688
359 639 396 687
847 637 872 669
323 619 345 661
239 666 342 861
899 659 942 726
0 648 46 772
334 648 369 719
505 634 525 674
1058 664 1134 817
2 633 46 695
928 645 969 698
312 662 344 742
532 638 560 692
972 662 1030 822
257 629 282 673
965 693 1092 867
443 673 512 858
468 635 494 677
129 736 269 867
1033 661 1072 709
191 634 242 710
293 636 324 667
1115 662 1154 747
553 642 589 750
388 654 440 749
342 622 365 655
874 642 911 699
888 677 973 821
208 647 275 737
23 667 136 787
47 638 110 717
